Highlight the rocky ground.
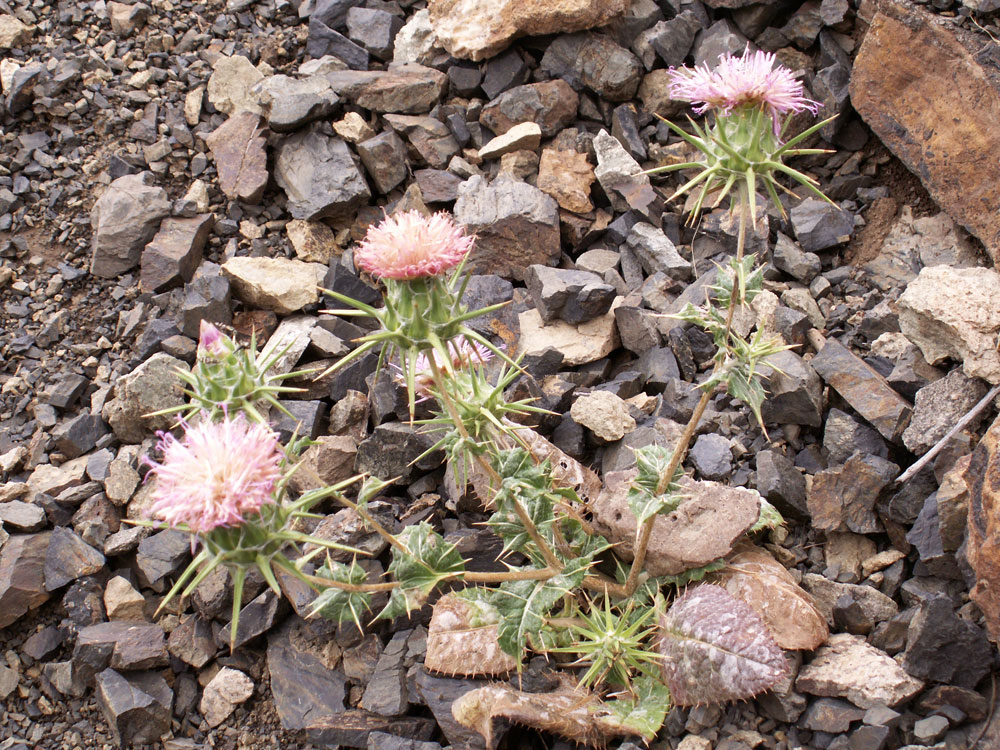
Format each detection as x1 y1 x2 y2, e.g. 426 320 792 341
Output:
2 0 1000 748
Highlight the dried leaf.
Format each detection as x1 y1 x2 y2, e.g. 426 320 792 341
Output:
709 544 828 651
425 593 519 677
658 584 787 706
452 674 662 748
592 471 760 575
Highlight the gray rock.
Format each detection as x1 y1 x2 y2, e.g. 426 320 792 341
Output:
356 422 443 482
362 629 411 716
782 0 824 48
102 353 189 444
414 670 486 750
75 622 169 684
218 590 287 650
772 232 821 283
308 18 370 69
275 131 371 221
903 595 993 689
614 304 662 354
267 618 348 731
205 112 269 204
790 199 855 252
51 413 108 460
139 214 214 294
252 75 340 132
95 669 172 747
823 408 888 465
540 32 643 102
135 529 190 589
383 114 460 169
44 526 105 591
479 80 579 139
692 19 747 66
357 131 410 194
756 450 808 518
309 0 364 28
649 12 701 67
625 222 692 281
807 453 899 534
346 7 403 61
0 501 46 532
367 733 443 750
689 433 733 481
89 173 170 278
911 715 949 746
801 697 865 733
524 265 615 324
181 261 232 339
902 369 989 455
761 349 824 427
906 493 960 579
168 614 217 669
0 532 51 629
453 176 560 281
325 65 448 114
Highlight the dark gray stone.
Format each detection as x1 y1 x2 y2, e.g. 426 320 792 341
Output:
356 422 444 482
689 433 733 481
0 532 51 629
219 590 287 650
358 131 410 194
275 131 371 221
272 400 326 441
414 670 486 750
52 413 110 460
525 265 616 325
75 622 168 683
790 199 855 252
692 19 747 66
252 75 341 133
540 32 643 102
308 19 370 69
625 222 692 281
44 526 105 591
362 629 411 716
823 408 889 465
761 349 824 427
772 232 821 283
649 11 701 67
139 214 214 293
45 373 89 410
481 49 529 100
95 669 172 747
89 172 170 278
756 450 808 519
181 262 232 339
267 618 348 731
801 698 866 733
346 7 403 61
135 529 190 589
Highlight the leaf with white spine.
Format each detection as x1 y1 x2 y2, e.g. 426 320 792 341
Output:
658 584 787 706
425 592 519 677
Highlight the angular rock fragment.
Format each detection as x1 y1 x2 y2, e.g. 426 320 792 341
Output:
90 173 170 278
207 54 264 115
102 353 189 443
275 131 371 221
383 113 460 169
357 131 410 194
593 130 660 219
201 667 254 727
524 265 615 325
205 111 269 204
252 75 340 131
479 80 579 138
325 65 448 114
44 526 105 591
95 668 172 746
540 32 643 102
570 391 636 442
428 0 631 61
140 214 214 294
453 176 560 280
902 370 988 456
517 302 621 367
0 532 51 629
807 453 898 534
222 257 326 315
537 148 594 213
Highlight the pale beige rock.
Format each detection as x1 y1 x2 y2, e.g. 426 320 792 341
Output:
200 667 254 728
104 576 146 621
332 112 376 143
0 15 31 49
207 55 265 116
222 257 326 315
517 300 621 366
0 59 20 93
796 633 923 708
537 148 595 214
183 179 210 213
184 85 204 127
393 9 443 65
286 219 340 263
428 0 631 61
478 122 542 160
898 266 1000 384
570 391 635 442
28 456 89 496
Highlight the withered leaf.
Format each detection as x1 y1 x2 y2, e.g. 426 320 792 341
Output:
452 674 661 748
659 584 787 706
709 543 828 651
425 593 519 677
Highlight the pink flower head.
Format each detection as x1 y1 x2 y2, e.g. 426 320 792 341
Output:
395 336 495 399
198 320 229 359
668 45 820 134
143 415 283 534
354 210 475 280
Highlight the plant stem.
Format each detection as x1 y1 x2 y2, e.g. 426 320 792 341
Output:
621 183 750 596
426 355 563 571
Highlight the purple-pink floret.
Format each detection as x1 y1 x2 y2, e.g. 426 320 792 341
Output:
143 415 283 534
396 336 494 399
197 320 228 358
667 45 820 133
354 210 475 280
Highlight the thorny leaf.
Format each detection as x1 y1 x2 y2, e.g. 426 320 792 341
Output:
378 522 465 620
627 445 685 525
309 559 372 628
708 544 828 651
599 675 672 741
452 674 666 748
495 557 591 659
658 584 787 706
425 593 519 677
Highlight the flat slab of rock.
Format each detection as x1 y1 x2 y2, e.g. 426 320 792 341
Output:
796 633 924 709
453 176 560 280
810 337 913 443
0 532 51 629
479 80 579 138
517 301 621 367
205 111 269 204
140 214 214 294
102 353 189 443
324 64 447 113
251 74 340 131
207 54 264 116
898 266 1000 385
591 471 761 576
222 257 326 315
427 0 631 61
851 0 1000 263
267 619 347 731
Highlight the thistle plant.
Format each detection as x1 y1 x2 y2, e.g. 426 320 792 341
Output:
141 47 835 745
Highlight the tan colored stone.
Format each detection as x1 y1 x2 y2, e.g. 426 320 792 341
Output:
478 122 542 160
184 85 204 127
428 0 631 61
516 300 621 366
851 0 1000 263
207 55 264 116
105 576 146 621
0 15 31 49
898 266 1000 385
222 256 326 315
332 112 376 143
286 220 340 263
200 668 254 728
537 148 594 214
570 391 635 442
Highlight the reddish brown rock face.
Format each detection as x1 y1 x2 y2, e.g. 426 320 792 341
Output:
964 413 1000 642
851 0 1000 264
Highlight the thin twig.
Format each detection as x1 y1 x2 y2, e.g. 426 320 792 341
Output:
968 672 997 749
895 383 1000 484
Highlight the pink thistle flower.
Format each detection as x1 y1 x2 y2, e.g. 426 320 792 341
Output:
143 415 283 534
198 320 229 359
394 336 495 399
668 45 820 134
354 210 475 280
